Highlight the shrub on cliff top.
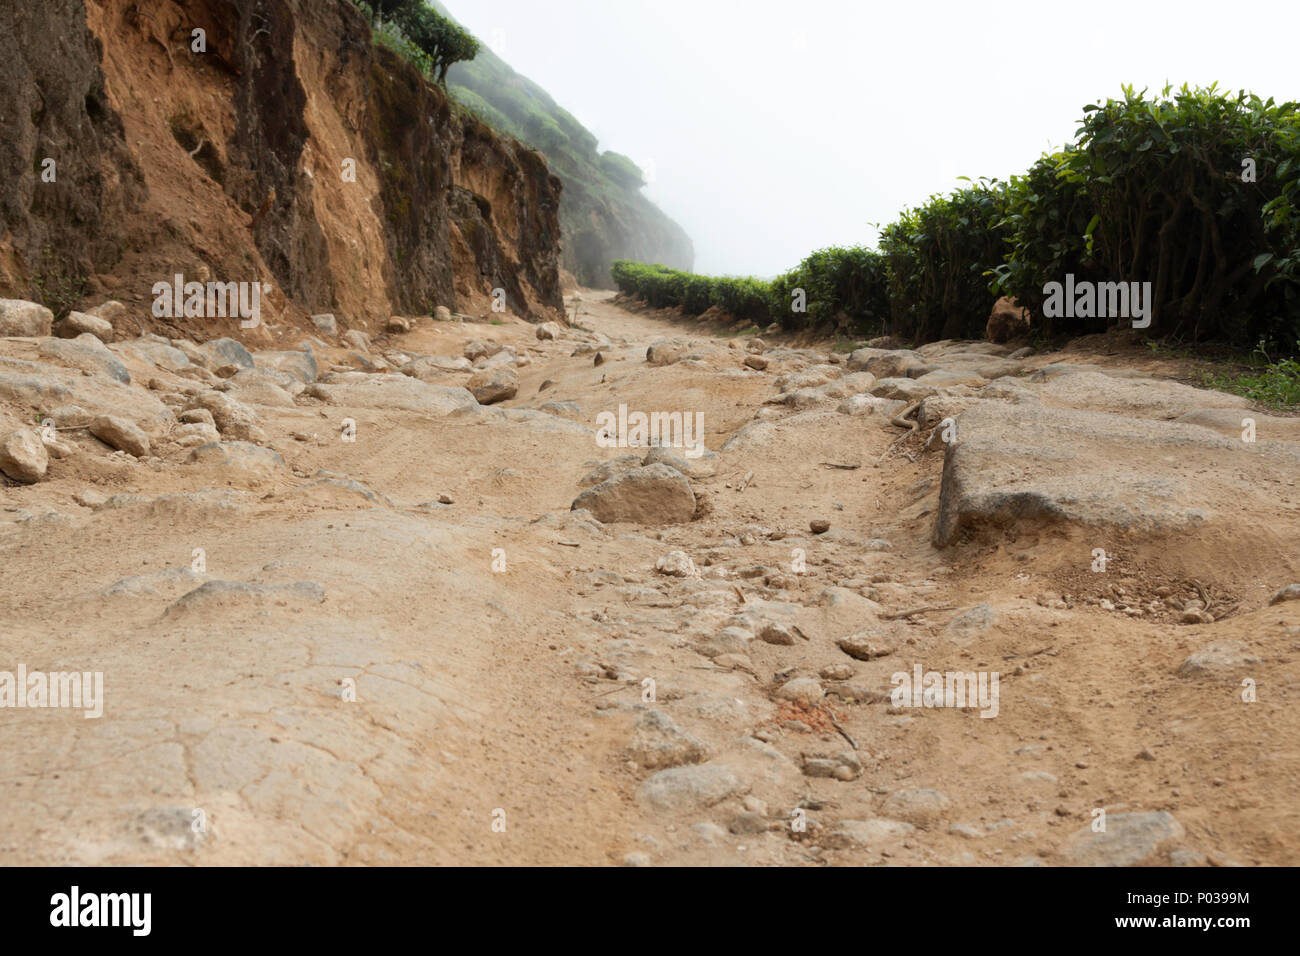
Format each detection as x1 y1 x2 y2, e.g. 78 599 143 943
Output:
354 1 478 86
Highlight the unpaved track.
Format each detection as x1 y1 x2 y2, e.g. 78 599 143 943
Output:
1 291 1297 865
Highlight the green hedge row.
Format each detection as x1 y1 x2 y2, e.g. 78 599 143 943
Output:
610 261 774 324
615 85 1300 350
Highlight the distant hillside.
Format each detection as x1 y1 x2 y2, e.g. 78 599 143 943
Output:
437 3 693 288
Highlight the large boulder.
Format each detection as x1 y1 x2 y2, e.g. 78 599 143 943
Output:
183 392 265 442
0 356 172 425
119 337 192 373
253 348 317 383
1036 370 1251 420
467 367 518 404
89 415 150 457
0 299 53 337
54 310 115 341
1177 406 1300 442
986 296 1030 343
0 428 48 483
571 463 696 524
646 339 689 366
196 337 255 370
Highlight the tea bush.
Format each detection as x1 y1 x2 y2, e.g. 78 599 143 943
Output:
770 246 889 333
993 85 1300 346
879 180 1011 341
610 261 776 325
622 85 1300 353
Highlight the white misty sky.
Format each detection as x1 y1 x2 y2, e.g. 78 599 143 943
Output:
445 0 1300 278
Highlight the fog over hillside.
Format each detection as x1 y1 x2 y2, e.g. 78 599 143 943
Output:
448 0 1300 277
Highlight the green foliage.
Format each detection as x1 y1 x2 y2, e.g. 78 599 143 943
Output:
610 261 775 325
989 150 1096 336
30 251 87 320
600 152 645 189
611 251 892 333
879 179 1011 341
993 85 1300 346
621 85 1300 354
352 1 478 86
770 246 889 333
394 3 478 85
1205 341 1300 407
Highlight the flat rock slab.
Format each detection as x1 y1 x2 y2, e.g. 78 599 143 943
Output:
0 356 172 425
165 580 326 618
932 400 1300 546
186 441 284 481
637 763 744 811
1064 811 1184 866
316 377 478 416
38 337 130 383
1035 370 1251 419
1177 406 1300 443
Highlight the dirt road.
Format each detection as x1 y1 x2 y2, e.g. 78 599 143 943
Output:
1 290 1296 865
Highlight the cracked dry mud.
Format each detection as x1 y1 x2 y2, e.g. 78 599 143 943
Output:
1 290 1298 866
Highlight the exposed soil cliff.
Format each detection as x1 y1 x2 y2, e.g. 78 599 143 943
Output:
0 0 564 342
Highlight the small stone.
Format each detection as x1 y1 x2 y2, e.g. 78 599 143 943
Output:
179 408 216 426
756 622 798 646
810 519 831 534
1178 640 1259 676
438 494 453 504
775 677 824 705
837 631 891 661
822 818 914 849
655 550 697 577
73 488 108 509
629 710 706 770
880 789 952 827
729 811 769 835
1269 583 1300 605
638 763 744 812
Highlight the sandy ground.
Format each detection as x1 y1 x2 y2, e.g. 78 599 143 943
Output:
0 290 1296 866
